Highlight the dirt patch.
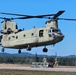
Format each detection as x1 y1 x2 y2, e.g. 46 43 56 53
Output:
0 64 76 68
0 64 30 67
57 66 76 68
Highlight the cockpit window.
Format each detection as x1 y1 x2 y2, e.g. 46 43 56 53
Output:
52 29 55 32
48 30 51 33
48 29 61 33
58 29 61 32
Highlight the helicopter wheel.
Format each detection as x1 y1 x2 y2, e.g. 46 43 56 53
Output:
27 48 31 51
43 47 48 52
18 49 21 54
27 45 31 51
1 48 5 52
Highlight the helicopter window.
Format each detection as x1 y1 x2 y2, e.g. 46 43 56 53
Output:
31 33 34 36
39 30 44 37
12 36 15 38
48 30 51 33
5 24 7 29
16 25 18 29
51 29 59 33
58 29 61 32
8 37 11 40
48 34 52 37
52 29 55 32
57 29 62 34
16 36 18 39
55 30 57 32
23 34 26 37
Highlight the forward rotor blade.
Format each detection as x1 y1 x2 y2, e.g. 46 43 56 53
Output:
34 14 55 17
53 10 65 19
58 18 76 21
13 14 55 19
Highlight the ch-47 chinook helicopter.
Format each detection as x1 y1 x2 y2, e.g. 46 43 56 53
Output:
0 10 76 54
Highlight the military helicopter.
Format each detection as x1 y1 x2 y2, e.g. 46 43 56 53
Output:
0 10 76 54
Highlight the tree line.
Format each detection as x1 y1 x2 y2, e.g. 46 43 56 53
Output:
0 56 76 66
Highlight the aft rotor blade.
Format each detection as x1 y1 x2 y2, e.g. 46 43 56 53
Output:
0 17 6 19
0 12 30 16
0 17 14 21
13 16 34 19
53 10 65 19
58 18 76 21
13 16 46 19
0 12 55 19
0 12 55 17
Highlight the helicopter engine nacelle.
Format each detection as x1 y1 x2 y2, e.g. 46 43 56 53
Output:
1 20 18 34
46 20 58 29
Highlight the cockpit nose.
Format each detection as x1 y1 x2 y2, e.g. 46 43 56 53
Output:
57 33 64 41
48 28 64 41
60 34 64 39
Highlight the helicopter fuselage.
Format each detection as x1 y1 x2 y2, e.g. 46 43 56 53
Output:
1 23 64 50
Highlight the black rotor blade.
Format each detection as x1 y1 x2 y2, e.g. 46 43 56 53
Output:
34 14 55 17
13 16 34 19
32 14 54 19
0 12 55 19
53 10 65 19
13 16 45 19
0 12 31 16
0 17 6 19
57 18 76 21
13 14 55 19
0 12 55 17
0 17 14 20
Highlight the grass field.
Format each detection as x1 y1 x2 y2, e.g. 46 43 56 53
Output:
0 70 76 75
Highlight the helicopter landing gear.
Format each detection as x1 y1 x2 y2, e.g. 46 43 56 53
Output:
27 45 31 51
43 47 48 52
1 47 5 52
27 47 31 51
18 49 21 54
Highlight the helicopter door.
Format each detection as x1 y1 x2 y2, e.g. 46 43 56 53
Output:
39 30 44 37
39 30 44 43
